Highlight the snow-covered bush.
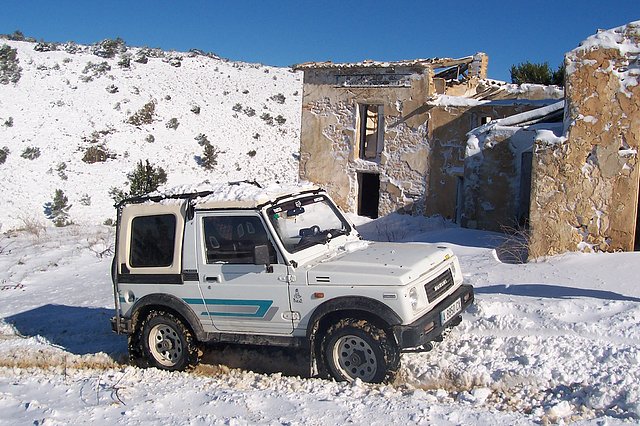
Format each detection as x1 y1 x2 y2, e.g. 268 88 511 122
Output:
275 115 286 125
270 93 286 104
92 38 127 59
194 133 209 146
0 146 9 164
190 104 201 114
0 44 21 84
260 112 273 125
33 42 58 52
127 101 156 126
80 61 111 82
110 160 168 204
243 107 256 117
232 103 242 112
21 146 40 160
118 55 131 69
166 117 179 130
105 84 118 94
56 162 67 180
82 144 115 163
145 134 155 143
44 189 72 227
247 150 257 157
79 193 91 206
200 143 219 170
3 116 12 127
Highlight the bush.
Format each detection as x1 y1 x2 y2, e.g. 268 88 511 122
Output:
247 150 257 157
105 84 118 93
260 113 274 126
21 146 40 160
56 162 68 180
275 115 286 125
93 37 127 58
0 146 9 164
80 61 111 82
127 100 156 126
34 42 58 52
145 134 155 143
44 189 72 227
127 160 167 197
3 116 12 127
166 118 179 130
270 93 286 104
232 103 242 112
0 44 22 84
79 193 91 206
194 133 209 146
82 144 116 163
243 107 256 117
201 143 219 170
190 104 201 114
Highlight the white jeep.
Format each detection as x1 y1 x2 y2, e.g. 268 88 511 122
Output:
111 181 474 383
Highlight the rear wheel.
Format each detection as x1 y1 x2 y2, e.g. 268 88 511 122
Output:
322 318 399 383
137 310 200 371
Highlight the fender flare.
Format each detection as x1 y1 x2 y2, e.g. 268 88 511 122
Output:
130 293 207 341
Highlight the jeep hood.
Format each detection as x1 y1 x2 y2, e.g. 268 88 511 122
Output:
306 242 453 286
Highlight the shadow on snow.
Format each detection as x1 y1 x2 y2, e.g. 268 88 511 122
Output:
476 284 640 302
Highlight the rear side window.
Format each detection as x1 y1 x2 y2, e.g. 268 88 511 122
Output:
130 214 176 268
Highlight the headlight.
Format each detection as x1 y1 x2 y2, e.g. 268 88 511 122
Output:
409 287 418 311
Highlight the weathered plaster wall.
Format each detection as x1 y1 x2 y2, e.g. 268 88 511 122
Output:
529 22 640 257
298 67 433 215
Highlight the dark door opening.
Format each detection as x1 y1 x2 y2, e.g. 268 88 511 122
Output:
358 172 380 219
518 151 533 228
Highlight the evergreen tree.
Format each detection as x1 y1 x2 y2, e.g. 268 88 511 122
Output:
201 143 219 170
127 159 167 197
510 61 553 85
44 189 71 227
552 62 565 87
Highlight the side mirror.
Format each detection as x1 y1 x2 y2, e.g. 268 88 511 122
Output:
254 245 273 272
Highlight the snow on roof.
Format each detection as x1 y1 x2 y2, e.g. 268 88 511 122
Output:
135 181 320 209
293 55 476 70
467 100 565 137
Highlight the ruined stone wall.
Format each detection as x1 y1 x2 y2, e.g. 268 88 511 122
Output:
529 22 640 257
298 67 433 215
427 103 549 222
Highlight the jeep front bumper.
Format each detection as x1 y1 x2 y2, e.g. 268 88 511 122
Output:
392 284 474 349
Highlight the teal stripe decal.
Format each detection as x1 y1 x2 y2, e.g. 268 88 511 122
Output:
183 298 273 318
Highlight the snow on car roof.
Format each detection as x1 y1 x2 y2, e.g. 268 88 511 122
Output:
124 181 321 210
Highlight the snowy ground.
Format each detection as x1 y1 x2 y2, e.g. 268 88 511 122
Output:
0 217 639 425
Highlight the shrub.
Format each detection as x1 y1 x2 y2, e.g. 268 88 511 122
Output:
0 146 9 164
127 100 156 126
260 113 274 126
118 55 131 68
145 134 155 143
510 61 564 86
0 44 22 84
253 133 260 140
56 162 68 180
166 117 179 130
105 84 118 93
21 146 40 160
232 103 242 112
127 160 167 197
44 189 72 227
243 107 255 117
80 61 111 82
79 193 91 206
34 42 58 52
247 150 257 157
270 93 286 104
93 38 126 59
190 104 201 114
82 144 116 163
201 143 219 170
275 115 286 125
194 133 209 146
3 116 12 127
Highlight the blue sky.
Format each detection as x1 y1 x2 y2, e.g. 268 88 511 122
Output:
1 1 637 81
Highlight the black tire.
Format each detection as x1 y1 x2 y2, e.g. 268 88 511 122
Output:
321 318 400 383
136 310 200 371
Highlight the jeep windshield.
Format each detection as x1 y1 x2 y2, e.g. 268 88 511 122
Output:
267 195 351 253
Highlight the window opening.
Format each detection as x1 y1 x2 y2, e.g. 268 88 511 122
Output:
203 216 277 264
358 104 384 160
130 214 176 268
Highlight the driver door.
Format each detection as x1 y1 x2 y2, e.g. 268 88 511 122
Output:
195 211 294 335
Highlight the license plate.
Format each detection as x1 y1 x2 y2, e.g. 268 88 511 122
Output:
440 298 462 325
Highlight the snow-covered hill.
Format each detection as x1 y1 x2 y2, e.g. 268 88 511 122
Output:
0 38 302 231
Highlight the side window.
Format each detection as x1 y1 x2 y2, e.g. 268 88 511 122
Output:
130 214 176 268
358 104 384 161
203 216 277 264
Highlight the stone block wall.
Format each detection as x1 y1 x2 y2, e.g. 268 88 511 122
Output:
528 22 640 257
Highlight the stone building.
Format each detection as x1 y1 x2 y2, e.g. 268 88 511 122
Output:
294 54 562 220
463 21 639 257
527 21 640 256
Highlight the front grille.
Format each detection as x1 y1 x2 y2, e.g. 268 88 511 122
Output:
424 268 454 302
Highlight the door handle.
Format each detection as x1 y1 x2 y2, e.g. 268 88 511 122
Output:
205 275 221 283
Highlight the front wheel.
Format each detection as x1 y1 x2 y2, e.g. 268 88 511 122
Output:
137 310 200 371
321 318 400 383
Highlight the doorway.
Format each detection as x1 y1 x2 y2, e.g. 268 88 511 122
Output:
358 172 380 219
